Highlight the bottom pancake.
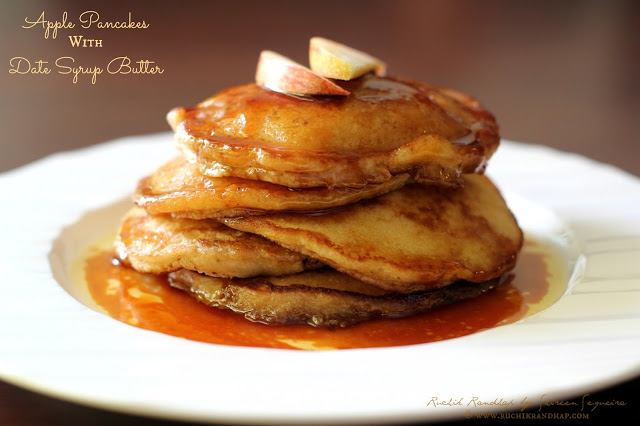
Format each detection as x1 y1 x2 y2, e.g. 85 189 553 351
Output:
168 269 505 328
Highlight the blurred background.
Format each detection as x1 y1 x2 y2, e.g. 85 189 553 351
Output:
1 0 639 175
1 1 639 425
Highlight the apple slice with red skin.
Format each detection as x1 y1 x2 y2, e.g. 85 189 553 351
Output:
255 50 349 96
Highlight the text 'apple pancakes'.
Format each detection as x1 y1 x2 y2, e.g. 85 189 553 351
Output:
114 37 522 328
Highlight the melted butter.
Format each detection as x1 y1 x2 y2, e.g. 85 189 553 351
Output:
79 237 565 350
352 77 419 102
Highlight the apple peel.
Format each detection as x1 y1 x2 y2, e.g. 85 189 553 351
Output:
255 50 349 96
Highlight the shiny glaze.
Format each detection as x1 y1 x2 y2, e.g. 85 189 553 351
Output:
179 75 489 153
85 240 555 350
170 75 499 188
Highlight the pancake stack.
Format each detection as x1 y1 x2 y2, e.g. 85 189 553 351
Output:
115 41 523 328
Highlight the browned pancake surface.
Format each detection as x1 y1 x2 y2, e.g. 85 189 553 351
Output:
222 175 523 292
115 207 318 278
135 157 408 218
169 268 504 327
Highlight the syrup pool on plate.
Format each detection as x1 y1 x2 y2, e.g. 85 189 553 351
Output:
74 235 568 350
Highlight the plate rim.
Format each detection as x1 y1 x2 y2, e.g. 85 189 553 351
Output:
1 134 639 424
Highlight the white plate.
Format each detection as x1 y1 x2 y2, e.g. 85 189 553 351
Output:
1 134 639 424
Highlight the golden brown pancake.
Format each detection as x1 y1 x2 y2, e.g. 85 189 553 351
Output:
135 157 409 219
169 75 499 188
169 268 504 327
222 175 523 293
115 207 319 278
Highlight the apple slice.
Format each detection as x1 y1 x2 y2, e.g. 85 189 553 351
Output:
309 37 386 80
255 50 349 96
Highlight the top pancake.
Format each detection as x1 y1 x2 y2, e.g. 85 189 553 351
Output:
170 75 499 188
222 175 523 293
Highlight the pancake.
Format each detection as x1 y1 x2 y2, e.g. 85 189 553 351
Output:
135 157 409 219
169 74 499 188
222 175 523 293
169 268 505 327
115 207 319 278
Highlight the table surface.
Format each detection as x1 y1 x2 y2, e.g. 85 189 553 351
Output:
1 0 639 424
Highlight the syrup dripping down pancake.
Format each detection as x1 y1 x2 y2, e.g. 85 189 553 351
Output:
169 75 499 188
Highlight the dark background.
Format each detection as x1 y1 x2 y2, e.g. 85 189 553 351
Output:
1 0 639 424
1 0 639 175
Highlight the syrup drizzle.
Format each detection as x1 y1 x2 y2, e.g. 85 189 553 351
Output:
83 240 562 350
